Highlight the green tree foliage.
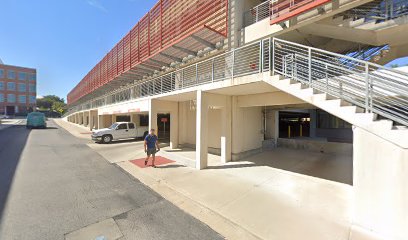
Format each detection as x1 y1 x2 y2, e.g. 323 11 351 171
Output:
52 101 66 115
37 95 67 115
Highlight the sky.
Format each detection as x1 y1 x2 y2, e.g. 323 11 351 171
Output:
1 0 407 102
0 0 157 101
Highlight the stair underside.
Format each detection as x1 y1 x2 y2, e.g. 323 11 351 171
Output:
264 75 408 148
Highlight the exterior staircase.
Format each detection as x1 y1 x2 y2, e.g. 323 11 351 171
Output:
267 38 408 148
264 75 408 148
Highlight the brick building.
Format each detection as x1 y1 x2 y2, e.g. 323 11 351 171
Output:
0 63 36 115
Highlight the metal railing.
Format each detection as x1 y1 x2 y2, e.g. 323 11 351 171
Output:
67 37 408 127
243 1 271 27
273 38 408 126
343 0 408 22
65 38 271 116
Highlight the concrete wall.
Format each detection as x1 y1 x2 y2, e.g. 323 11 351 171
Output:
232 96 264 160
353 126 408 240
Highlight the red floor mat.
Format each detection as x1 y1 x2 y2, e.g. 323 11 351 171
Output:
130 156 175 168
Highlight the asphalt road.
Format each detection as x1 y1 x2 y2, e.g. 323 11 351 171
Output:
0 120 223 240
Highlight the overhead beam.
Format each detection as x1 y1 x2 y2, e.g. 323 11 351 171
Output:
191 35 215 49
159 52 182 62
149 58 170 66
140 63 162 71
172 45 196 56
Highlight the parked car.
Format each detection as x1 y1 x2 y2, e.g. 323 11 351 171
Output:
26 112 47 129
92 122 149 143
0 115 11 119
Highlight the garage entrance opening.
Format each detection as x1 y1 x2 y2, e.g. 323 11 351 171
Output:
157 113 170 141
279 111 310 138
116 115 131 122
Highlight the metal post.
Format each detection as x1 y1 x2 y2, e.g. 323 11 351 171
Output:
325 64 329 92
232 50 235 79
272 38 275 74
212 58 215 82
182 69 184 89
269 37 272 72
196 63 199 85
308 48 312 85
260 41 263 73
161 77 163 93
256 5 259 22
365 62 369 112
171 72 173 90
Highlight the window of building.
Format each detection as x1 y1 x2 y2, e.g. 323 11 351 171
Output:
7 82 16 91
7 94 16 103
18 83 26 92
19 95 26 104
0 81 4 91
29 84 36 93
0 94 4 102
19 72 26 81
29 95 36 104
0 69 4 78
7 70 16 79
28 74 36 81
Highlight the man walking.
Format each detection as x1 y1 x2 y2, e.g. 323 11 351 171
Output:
144 129 160 167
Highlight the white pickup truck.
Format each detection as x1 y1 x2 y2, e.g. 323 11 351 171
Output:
91 122 149 143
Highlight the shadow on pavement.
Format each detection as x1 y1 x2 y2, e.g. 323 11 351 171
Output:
97 138 144 145
0 125 31 221
155 164 186 169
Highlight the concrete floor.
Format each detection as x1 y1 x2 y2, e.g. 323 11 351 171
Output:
58 119 355 240
0 120 223 240
163 146 353 185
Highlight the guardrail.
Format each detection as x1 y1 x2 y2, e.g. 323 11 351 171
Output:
343 0 408 21
273 38 408 126
65 38 271 116
66 37 408 127
243 1 271 27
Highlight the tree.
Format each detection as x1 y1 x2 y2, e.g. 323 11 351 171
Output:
51 101 67 115
37 95 65 110
36 95 67 116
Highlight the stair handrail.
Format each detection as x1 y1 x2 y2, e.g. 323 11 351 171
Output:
272 37 408 126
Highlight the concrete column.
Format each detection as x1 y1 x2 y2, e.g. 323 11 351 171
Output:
221 96 232 163
196 90 209 170
94 111 99 129
310 109 317 138
149 100 158 133
170 104 179 149
111 114 116 124
98 115 104 129
274 111 279 143
89 111 94 131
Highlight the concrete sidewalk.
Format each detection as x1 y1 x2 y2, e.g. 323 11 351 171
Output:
56 119 353 240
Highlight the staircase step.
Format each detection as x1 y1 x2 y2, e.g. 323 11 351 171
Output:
312 93 336 102
325 99 352 107
392 125 408 130
300 88 320 96
372 119 394 131
280 79 297 85
354 113 377 123
349 18 366 27
290 82 308 90
341 106 364 114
